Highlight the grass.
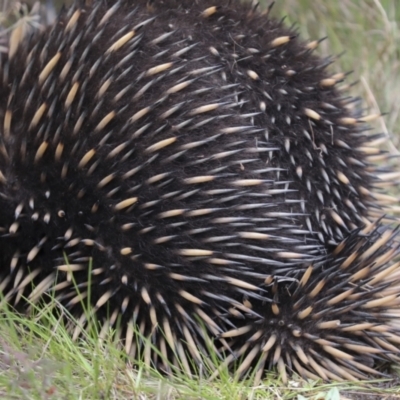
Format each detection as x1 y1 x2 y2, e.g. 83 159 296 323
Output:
1 300 399 400
0 0 400 399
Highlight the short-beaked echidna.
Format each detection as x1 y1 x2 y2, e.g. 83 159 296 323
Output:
0 0 400 382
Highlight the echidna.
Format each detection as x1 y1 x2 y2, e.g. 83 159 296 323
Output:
0 0 400 382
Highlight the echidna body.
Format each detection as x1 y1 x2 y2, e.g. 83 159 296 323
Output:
0 0 399 382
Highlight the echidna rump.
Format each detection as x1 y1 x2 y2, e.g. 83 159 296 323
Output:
0 0 400 382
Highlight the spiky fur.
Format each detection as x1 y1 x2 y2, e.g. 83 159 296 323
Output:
0 0 399 382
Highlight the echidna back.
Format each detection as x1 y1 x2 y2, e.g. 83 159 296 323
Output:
0 0 397 382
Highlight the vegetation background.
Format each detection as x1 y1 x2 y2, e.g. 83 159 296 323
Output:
0 0 399 399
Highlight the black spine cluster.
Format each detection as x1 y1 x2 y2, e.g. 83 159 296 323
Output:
0 0 399 382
